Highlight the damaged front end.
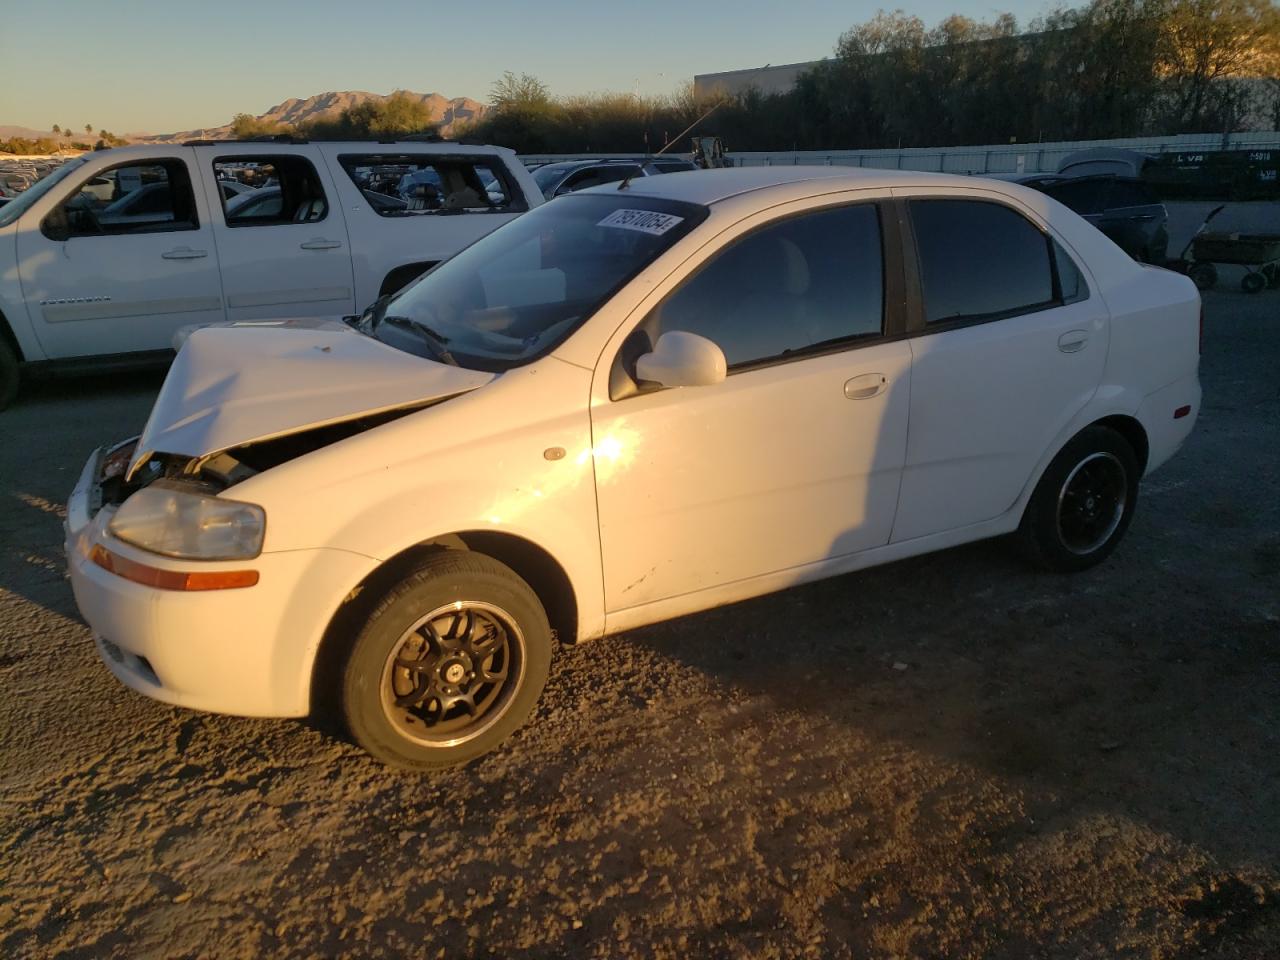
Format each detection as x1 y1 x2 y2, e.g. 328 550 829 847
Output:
103 402 434 511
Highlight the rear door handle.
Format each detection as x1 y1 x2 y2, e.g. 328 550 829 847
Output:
300 239 342 250
844 373 887 399
161 247 207 260
1058 330 1090 353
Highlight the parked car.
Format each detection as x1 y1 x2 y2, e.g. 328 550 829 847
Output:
532 157 696 199
0 140 542 408
65 167 1201 770
988 173 1169 264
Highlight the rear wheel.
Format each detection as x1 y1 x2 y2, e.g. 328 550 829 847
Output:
340 552 552 770
0 337 19 411
1188 263 1218 291
1241 271 1266 294
1018 426 1139 572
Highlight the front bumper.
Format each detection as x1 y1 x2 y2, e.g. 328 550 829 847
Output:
65 450 377 718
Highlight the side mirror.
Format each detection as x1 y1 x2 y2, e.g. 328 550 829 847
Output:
635 331 727 388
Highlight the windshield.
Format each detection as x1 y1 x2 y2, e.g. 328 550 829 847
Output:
362 193 708 370
0 157 86 228
532 164 572 194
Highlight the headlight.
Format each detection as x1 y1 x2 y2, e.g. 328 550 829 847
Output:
108 486 265 561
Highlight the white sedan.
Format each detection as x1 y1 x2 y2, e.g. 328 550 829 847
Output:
65 167 1201 770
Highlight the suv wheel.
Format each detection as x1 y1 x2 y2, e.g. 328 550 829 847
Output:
341 552 552 770
0 337 19 411
1018 426 1139 572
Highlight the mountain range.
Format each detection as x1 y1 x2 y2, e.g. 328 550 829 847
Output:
145 89 486 142
1 90 486 146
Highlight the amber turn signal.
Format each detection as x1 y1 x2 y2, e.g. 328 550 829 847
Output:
90 545 259 591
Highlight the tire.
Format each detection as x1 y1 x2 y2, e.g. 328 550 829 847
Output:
1241 271 1266 295
340 551 552 771
0 336 19 411
1188 263 1218 291
1263 264 1280 289
1018 426 1140 573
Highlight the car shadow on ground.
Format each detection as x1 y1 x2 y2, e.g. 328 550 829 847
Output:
598 516 1279 947
0 370 163 617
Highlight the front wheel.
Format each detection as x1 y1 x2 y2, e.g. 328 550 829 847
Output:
340 552 552 770
1018 426 1139 572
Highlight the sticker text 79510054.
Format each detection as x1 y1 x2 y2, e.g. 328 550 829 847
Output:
597 209 685 236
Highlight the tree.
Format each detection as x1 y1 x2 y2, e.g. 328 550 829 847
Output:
1157 0 1280 131
230 112 287 138
51 124 60 135
489 72 552 112
84 123 93 135
301 93 438 139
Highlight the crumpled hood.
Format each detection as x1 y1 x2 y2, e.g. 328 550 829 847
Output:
130 321 493 476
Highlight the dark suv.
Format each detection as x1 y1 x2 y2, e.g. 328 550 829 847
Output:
992 173 1169 264
531 157 697 200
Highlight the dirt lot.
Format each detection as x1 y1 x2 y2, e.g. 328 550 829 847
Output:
2 287 1278 959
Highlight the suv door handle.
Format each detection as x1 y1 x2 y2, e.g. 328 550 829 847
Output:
300 239 342 250
844 373 887 399
161 247 208 260
1058 330 1090 353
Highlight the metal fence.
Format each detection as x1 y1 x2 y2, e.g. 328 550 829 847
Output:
522 131 1280 175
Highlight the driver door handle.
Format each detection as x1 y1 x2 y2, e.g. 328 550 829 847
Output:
161 247 207 260
300 238 342 250
844 373 887 400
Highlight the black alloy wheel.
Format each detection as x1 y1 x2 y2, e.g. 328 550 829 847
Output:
1018 425 1140 572
340 551 553 770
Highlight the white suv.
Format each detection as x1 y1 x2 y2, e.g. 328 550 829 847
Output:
65 167 1201 770
0 139 542 407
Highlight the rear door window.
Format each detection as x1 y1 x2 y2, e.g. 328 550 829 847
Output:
337 154 525 216
910 199 1056 324
213 156 328 226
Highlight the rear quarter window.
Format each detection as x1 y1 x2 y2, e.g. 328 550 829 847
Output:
337 154 528 217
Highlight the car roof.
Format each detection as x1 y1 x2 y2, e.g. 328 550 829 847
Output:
577 165 1005 206
981 173 1065 184
538 158 644 173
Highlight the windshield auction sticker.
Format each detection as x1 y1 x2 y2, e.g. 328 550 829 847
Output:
597 209 685 236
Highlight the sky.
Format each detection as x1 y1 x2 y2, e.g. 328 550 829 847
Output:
1 0 1056 135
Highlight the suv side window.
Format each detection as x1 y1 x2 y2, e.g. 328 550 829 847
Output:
43 160 198 239
631 203 884 374
337 154 524 216
214 156 328 226
910 199 1057 324
1043 179 1110 215
1107 179 1158 208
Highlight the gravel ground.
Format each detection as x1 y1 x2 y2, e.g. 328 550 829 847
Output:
2 285 1278 959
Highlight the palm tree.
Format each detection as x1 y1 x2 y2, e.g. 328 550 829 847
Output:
51 124 60 135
